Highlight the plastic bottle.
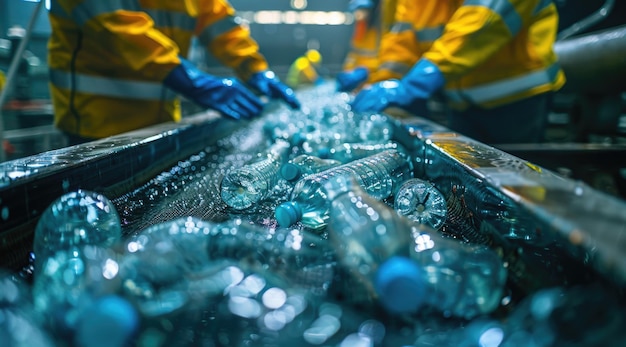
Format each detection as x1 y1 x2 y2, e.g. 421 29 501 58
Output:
326 175 507 319
280 154 342 182
120 216 216 318
220 139 291 210
32 244 123 334
394 178 448 230
33 190 122 271
274 149 413 230
205 219 337 296
1 270 56 347
326 141 406 163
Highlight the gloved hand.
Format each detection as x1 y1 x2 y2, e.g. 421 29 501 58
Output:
247 70 301 109
351 58 445 116
336 67 369 92
164 57 263 120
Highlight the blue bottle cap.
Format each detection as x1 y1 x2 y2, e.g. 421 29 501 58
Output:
374 256 426 314
280 163 302 182
275 201 303 227
291 133 306 146
317 147 331 159
74 295 139 347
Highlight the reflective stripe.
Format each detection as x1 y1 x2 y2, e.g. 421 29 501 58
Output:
349 47 378 57
390 22 412 33
378 61 412 75
533 0 553 16
416 25 444 42
49 69 176 101
143 9 197 31
463 0 522 36
70 0 141 26
198 15 242 46
391 22 443 42
445 63 561 104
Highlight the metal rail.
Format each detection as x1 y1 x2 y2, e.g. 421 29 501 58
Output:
0 0 44 163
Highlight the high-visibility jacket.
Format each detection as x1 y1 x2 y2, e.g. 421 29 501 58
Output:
371 0 566 109
48 0 268 139
342 0 398 74
286 50 322 88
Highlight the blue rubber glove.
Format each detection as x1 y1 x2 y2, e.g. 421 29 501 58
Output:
247 70 301 109
348 0 375 11
336 67 369 92
351 58 445 116
164 57 263 120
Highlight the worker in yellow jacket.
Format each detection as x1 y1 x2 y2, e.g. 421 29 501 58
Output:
48 0 300 144
336 0 398 92
352 0 566 144
286 49 323 89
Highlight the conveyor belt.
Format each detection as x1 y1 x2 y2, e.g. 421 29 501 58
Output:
1 85 626 295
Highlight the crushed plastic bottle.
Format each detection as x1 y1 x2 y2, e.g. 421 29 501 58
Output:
326 175 507 319
220 139 291 210
280 154 342 183
394 178 448 230
33 190 122 271
275 149 413 230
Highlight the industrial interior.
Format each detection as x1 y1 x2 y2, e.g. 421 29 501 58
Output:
1 0 626 346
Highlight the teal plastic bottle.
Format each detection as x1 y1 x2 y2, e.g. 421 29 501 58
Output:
326 176 507 319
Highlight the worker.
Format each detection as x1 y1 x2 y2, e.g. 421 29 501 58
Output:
286 49 323 88
47 0 300 145
351 0 566 145
0 70 5 92
336 0 398 93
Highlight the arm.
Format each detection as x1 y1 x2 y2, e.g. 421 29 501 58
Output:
52 0 181 80
195 0 299 108
423 0 540 81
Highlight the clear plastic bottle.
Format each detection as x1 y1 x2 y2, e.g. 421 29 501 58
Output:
33 189 122 270
274 149 413 230
32 244 123 333
280 154 342 182
205 219 337 296
394 178 448 230
326 175 507 319
220 139 291 210
326 141 406 163
1 270 56 347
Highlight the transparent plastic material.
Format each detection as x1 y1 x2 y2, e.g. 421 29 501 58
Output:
280 154 342 182
33 190 122 270
32 245 123 332
326 176 507 319
220 139 291 210
327 141 406 163
394 178 448 230
274 149 413 230
205 219 336 296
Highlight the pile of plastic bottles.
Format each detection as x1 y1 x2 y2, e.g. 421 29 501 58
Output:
2 84 626 347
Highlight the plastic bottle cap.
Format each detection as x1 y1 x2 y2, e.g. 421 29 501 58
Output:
374 256 426 314
280 163 302 182
275 201 303 227
291 133 306 146
74 295 139 347
317 147 331 159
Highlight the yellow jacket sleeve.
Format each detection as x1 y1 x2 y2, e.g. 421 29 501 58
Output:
423 0 541 82
196 0 268 81
52 0 182 81
369 0 444 82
